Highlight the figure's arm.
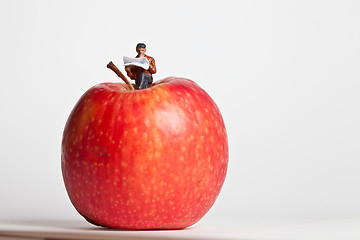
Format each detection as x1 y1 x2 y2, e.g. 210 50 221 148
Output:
148 57 157 74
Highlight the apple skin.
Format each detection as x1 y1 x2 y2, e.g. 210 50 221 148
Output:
61 77 228 230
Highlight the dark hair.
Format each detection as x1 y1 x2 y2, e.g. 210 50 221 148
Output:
136 43 146 49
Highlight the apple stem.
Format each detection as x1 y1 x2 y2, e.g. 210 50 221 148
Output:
107 61 135 90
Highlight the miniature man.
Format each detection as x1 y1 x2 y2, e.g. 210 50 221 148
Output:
124 43 157 90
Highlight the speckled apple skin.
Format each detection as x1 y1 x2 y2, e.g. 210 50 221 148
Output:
61 77 228 230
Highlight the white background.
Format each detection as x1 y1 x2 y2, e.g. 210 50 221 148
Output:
0 0 359 226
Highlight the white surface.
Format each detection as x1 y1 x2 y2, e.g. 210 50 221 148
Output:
1 219 360 240
0 0 360 229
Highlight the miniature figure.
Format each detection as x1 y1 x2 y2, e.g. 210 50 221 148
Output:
124 43 157 90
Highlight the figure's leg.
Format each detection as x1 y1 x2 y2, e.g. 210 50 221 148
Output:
137 73 146 89
145 75 153 88
137 73 152 90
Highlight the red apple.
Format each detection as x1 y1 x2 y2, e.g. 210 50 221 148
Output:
61 77 228 230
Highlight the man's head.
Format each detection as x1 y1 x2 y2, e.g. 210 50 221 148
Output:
136 43 146 55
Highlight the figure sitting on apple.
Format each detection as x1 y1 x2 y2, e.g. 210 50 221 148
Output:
123 43 157 90
61 44 229 230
